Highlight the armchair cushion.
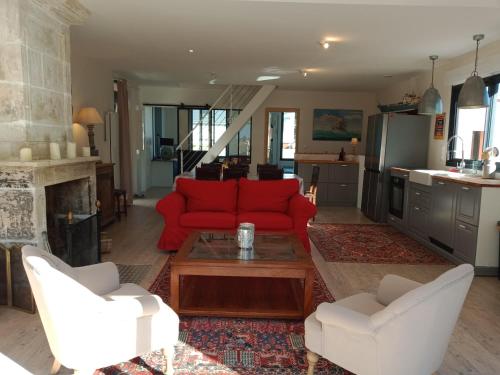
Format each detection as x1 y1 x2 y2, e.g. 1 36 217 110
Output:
376 274 422 306
238 178 299 213
335 292 386 316
177 178 238 213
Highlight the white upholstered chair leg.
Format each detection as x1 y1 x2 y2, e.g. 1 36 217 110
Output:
307 351 319 375
162 345 175 375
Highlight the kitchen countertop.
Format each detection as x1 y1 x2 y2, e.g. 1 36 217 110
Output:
432 174 500 188
295 159 359 164
390 167 411 173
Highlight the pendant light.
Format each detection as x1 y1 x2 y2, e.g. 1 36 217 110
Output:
418 55 443 114
457 34 489 108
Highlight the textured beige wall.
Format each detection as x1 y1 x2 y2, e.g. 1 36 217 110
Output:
0 0 78 160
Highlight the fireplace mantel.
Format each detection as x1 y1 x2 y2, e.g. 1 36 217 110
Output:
0 157 100 248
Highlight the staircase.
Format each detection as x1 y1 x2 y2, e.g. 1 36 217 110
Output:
176 84 275 173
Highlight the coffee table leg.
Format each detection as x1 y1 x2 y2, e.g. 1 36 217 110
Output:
304 269 314 318
170 268 180 312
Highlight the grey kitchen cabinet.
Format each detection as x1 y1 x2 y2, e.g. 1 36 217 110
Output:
453 221 478 264
430 179 457 248
297 161 359 206
408 204 430 237
456 185 481 226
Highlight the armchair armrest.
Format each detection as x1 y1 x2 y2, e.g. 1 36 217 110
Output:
316 302 375 335
156 191 186 225
103 294 164 318
74 262 120 295
376 274 422 306
287 194 317 221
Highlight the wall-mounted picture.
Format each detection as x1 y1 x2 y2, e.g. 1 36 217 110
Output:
312 109 363 141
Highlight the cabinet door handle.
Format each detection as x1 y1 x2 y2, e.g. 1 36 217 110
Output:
414 206 420 211
458 224 467 229
402 174 408 177
415 192 421 196
340 184 348 187
438 181 445 185
461 186 470 191
340 164 348 167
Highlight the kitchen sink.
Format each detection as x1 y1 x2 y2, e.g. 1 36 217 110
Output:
409 170 465 186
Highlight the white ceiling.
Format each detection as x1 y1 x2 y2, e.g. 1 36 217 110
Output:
72 0 500 91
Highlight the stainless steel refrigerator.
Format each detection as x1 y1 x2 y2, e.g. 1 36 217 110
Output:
361 113 430 222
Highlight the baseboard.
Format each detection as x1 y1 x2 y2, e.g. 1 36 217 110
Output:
474 266 499 277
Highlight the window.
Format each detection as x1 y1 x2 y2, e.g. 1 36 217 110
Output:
188 108 252 158
448 73 500 167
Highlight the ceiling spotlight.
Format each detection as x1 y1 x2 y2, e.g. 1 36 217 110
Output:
301 70 308 78
320 41 331 49
188 49 194 53
209 72 217 85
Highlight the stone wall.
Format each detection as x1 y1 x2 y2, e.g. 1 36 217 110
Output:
0 0 88 160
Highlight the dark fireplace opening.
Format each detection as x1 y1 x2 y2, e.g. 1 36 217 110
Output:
45 178 100 267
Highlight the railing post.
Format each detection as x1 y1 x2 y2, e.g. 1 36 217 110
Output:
180 150 184 174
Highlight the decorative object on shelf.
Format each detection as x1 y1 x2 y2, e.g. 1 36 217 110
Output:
433 113 446 140
19 147 32 161
312 109 363 141
82 146 91 157
66 142 76 159
482 146 499 179
419 55 443 115
458 34 489 109
49 142 61 160
378 93 420 113
76 107 104 156
338 147 346 161
351 137 358 155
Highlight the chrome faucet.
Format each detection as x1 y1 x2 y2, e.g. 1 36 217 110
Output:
447 135 466 172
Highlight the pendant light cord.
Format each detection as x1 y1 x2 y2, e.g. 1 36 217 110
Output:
431 59 435 87
473 39 480 76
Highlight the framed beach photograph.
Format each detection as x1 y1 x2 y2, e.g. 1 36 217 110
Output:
312 109 363 141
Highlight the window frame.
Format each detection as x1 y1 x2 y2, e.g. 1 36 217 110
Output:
447 73 500 171
279 112 297 161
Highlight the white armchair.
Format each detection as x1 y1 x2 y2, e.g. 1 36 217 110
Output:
305 264 474 375
21 245 179 375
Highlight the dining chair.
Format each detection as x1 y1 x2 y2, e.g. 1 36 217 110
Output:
223 167 248 180
305 166 320 218
258 168 284 180
195 166 221 180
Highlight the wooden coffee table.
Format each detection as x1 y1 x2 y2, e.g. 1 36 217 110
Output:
170 231 315 319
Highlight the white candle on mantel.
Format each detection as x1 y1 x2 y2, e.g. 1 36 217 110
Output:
49 142 61 160
82 146 91 157
66 142 76 159
19 147 32 161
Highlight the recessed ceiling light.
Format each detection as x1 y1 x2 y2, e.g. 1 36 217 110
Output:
301 70 308 78
320 41 331 49
188 49 194 53
256 75 280 82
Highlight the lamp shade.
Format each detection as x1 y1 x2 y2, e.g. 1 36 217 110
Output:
76 107 104 125
457 75 489 108
418 87 443 114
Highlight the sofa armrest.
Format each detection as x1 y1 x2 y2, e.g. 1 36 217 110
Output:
287 194 317 221
156 191 186 225
376 274 422 306
74 262 120 295
316 302 375 335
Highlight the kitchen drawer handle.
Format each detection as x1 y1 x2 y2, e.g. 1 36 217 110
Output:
414 206 420 211
340 184 348 187
461 186 470 191
340 164 349 167
438 182 445 185
458 224 467 229
402 174 408 177
415 192 421 196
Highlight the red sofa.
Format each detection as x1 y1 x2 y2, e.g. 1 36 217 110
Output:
156 177 317 252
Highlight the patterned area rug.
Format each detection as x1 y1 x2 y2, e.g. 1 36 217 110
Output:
117 264 153 284
98 257 349 375
308 224 449 265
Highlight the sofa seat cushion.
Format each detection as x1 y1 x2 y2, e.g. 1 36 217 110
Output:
237 212 293 230
176 178 238 213
180 212 236 229
238 178 299 213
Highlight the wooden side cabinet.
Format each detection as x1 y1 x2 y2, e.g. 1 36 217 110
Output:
96 163 115 227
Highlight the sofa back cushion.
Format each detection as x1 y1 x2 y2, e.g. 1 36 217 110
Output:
176 178 238 213
238 178 299 213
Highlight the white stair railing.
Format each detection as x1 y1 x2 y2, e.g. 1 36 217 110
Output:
176 84 269 173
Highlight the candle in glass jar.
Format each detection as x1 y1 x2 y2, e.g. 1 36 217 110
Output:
49 142 61 160
66 142 76 159
82 146 91 157
19 147 32 161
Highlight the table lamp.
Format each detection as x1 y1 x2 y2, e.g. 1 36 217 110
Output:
76 107 103 156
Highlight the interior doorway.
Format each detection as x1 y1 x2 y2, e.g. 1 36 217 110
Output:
264 108 299 173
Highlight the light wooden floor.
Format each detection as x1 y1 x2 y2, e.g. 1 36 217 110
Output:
1 191 499 374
